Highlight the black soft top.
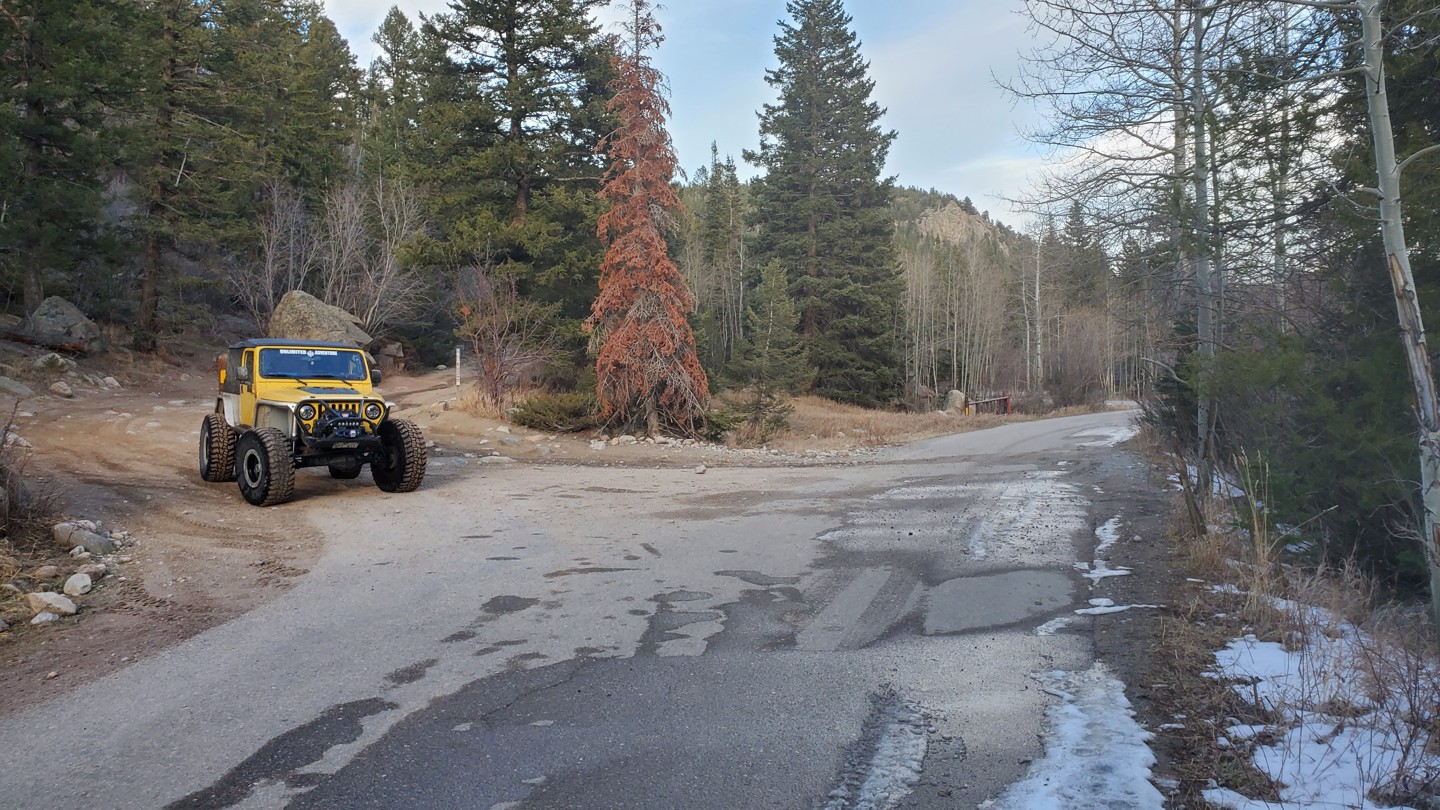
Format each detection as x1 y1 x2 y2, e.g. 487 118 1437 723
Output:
228 338 362 351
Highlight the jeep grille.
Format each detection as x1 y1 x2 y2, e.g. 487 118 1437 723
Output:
299 399 382 440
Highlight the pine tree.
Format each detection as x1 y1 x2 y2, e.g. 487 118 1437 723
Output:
214 0 360 197
423 0 614 319
126 0 359 346
588 0 708 437
129 0 222 349
0 0 132 314
727 259 807 445
363 7 424 175
747 0 901 408
1058 201 1110 309
733 259 810 394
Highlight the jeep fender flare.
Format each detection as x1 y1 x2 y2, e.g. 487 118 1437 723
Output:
217 393 240 427
255 402 296 437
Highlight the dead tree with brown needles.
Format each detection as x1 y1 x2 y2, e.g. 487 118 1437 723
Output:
587 0 708 437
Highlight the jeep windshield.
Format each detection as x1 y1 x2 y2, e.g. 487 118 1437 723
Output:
258 348 368 382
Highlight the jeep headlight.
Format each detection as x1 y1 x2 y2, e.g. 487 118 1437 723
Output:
364 402 384 421
297 403 317 421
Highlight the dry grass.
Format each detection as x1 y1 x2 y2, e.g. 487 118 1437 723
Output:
762 395 1028 451
456 384 509 420
1150 609 1283 803
1148 487 1285 804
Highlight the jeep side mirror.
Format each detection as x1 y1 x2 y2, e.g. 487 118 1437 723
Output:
237 366 251 384
370 366 383 385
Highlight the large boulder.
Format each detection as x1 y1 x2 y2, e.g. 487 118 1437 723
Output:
24 297 102 352
268 291 371 347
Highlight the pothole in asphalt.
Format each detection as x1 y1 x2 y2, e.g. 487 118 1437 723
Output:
923 570 1074 634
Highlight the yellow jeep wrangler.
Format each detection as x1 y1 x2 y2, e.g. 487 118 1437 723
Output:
198 339 427 506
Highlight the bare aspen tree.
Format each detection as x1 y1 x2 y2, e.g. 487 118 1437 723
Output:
1348 0 1440 626
236 180 314 330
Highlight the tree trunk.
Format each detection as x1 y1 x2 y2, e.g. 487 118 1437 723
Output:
1190 8 1217 478
1359 0 1440 628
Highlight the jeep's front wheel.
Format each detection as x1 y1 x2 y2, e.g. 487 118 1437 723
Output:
372 419 426 493
199 413 236 483
235 427 295 506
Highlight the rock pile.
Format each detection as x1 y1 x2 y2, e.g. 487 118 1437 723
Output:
2 519 131 632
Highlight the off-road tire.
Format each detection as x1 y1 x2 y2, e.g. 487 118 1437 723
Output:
328 461 363 479
199 414 236 483
235 427 295 506
372 418 426 493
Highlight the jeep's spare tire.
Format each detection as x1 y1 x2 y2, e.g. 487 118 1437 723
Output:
235 427 295 506
199 413 237 483
372 418 426 493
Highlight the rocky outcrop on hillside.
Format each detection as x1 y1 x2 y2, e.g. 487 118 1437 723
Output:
915 202 1013 256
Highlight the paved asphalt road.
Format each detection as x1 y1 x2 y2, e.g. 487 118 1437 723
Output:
0 410 1144 809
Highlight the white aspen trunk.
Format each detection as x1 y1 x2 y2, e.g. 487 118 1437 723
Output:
1358 0 1440 628
1034 246 1044 386
1021 242 1034 389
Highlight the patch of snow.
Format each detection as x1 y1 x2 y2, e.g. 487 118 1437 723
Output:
990 663 1165 810
1075 598 1161 616
1094 518 1122 556
823 694 929 810
1035 617 1076 636
1075 425 1140 447
1081 560 1132 583
1165 465 1247 498
1205 596 1440 810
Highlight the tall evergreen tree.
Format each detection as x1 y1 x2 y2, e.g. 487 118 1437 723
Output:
1058 201 1110 309
747 0 901 408
0 0 131 313
127 0 358 345
213 0 360 199
363 7 424 175
129 0 223 349
588 0 707 436
423 0 614 318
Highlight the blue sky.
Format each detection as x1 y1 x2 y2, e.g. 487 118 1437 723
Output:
324 0 1044 229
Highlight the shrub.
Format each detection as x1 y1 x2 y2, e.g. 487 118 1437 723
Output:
511 392 600 433
700 408 740 444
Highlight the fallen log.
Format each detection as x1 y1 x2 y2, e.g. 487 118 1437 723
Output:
0 329 87 355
